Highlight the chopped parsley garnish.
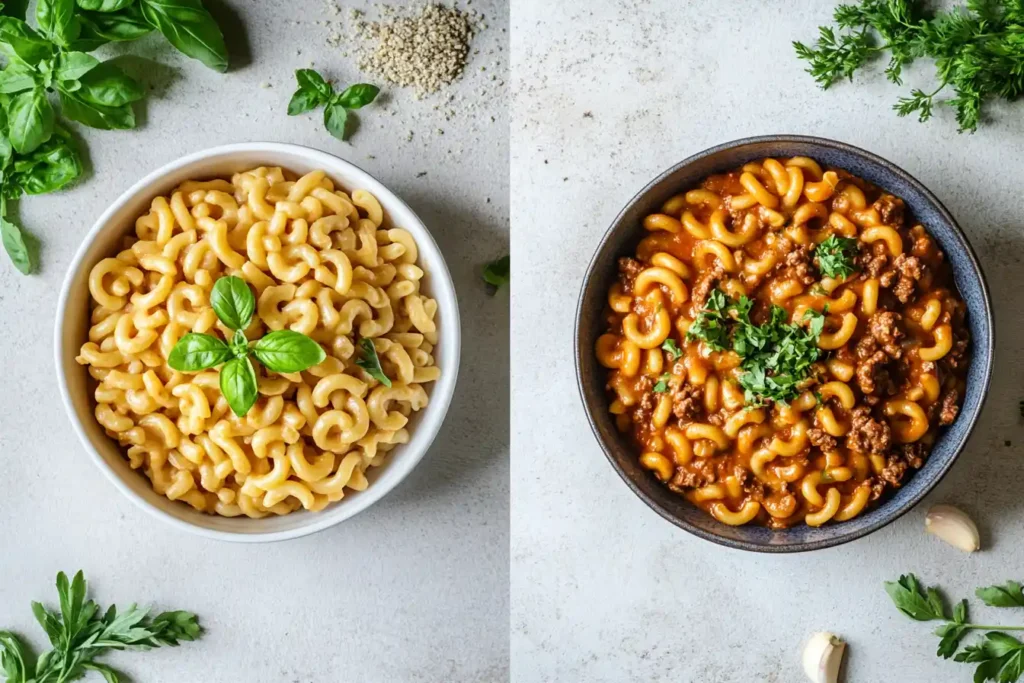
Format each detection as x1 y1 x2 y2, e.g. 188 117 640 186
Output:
652 373 672 393
815 234 859 279
661 338 683 361
686 288 827 405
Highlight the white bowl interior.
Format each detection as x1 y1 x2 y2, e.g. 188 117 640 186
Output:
55 143 460 542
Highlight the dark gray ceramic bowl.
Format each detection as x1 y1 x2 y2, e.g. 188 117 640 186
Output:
575 135 994 553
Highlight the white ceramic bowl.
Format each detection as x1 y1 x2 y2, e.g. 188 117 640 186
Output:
54 142 461 542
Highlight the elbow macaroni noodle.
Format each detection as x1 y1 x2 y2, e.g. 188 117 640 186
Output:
598 158 970 528
77 167 440 518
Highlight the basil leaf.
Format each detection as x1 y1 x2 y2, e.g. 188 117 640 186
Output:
482 254 510 291
287 87 321 116
230 329 249 358
323 101 348 141
55 51 99 82
167 332 231 371
296 68 332 100
209 275 254 331
0 0 28 19
0 62 36 93
253 329 326 373
14 134 81 194
8 88 54 154
37 0 80 46
74 60 143 107
0 214 31 273
355 337 391 387
334 83 379 109
58 90 135 129
77 0 134 10
219 356 258 417
0 17 55 65
73 5 152 50
0 133 12 165
139 0 228 73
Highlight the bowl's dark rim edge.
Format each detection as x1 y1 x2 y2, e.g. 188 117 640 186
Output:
573 134 996 554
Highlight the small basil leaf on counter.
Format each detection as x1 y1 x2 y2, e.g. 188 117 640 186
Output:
138 0 228 73
220 356 258 417
73 5 152 49
15 138 82 194
253 329 326 373
288 86 321 116
323 101 348 140
0 214 31 273
355 337 391 387
482 254 509 293
209 275 254 331
167 333 231 372
8 87 53 153
295 68 333 101
54 51 99 82
334 83 379 109
74 61 144 107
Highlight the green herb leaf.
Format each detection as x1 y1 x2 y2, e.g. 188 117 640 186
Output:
662 338 683 361
230 329 249 358
139 0 228 72
815 234 859 279
0 213 30 273
252 329 326 373
58 89 135 129
71 60 142 108
356 337 391 387
652 373 671 393
296 68 332 100
483 254 510 292
219 356 258 417
0 16 55 64
334 83 379 109
13 128 82 194
0 631 30 681
288 87 321 116
8 87 53 154
686 289 734 351
0 62 36 93
209 275 254 331
978 582 1024 608
885 574 949 621
73 4 152 49
323 101 348 140
167 332 231 371
55 51 100 82
37 0 79 46
77 0 135 10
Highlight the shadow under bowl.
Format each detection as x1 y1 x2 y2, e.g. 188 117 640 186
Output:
574 135 993 552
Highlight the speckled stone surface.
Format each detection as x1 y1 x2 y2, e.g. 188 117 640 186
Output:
0 2 508 682
511 1 1024 681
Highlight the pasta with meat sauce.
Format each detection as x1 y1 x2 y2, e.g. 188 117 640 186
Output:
596 157 969 528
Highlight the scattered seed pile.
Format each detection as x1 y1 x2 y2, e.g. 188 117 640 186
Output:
351 3 475 98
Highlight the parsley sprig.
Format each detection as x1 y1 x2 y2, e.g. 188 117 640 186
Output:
794 0 1024 132
685 289 825 405
886 574 1024 681
0 570 201 683
815 234 859 279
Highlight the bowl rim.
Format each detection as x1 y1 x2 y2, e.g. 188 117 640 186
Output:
54 141 462 543
574 134 994 553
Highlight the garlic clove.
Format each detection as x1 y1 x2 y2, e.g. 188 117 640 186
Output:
802 631 846 683
925 504 980 553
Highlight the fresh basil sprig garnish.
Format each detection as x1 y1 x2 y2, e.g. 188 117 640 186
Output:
166 276 326 417
287 68 379 142
0 0 226 274
482 254 510 295
355 337 391 388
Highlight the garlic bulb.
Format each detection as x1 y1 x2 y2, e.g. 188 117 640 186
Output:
802 632 846 683
925 504 980 552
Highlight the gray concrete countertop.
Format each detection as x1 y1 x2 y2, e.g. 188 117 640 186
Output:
0 2 508 682
511 1 1024 681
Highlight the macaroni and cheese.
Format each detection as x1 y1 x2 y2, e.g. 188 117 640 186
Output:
77 167 440 518
597 157 969 528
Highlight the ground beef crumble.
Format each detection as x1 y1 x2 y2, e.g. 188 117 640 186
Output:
808 427 838 452
690 263 724 309
671 383 703 421
617 256 643 294
873 194 905 228
846 406 892 454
